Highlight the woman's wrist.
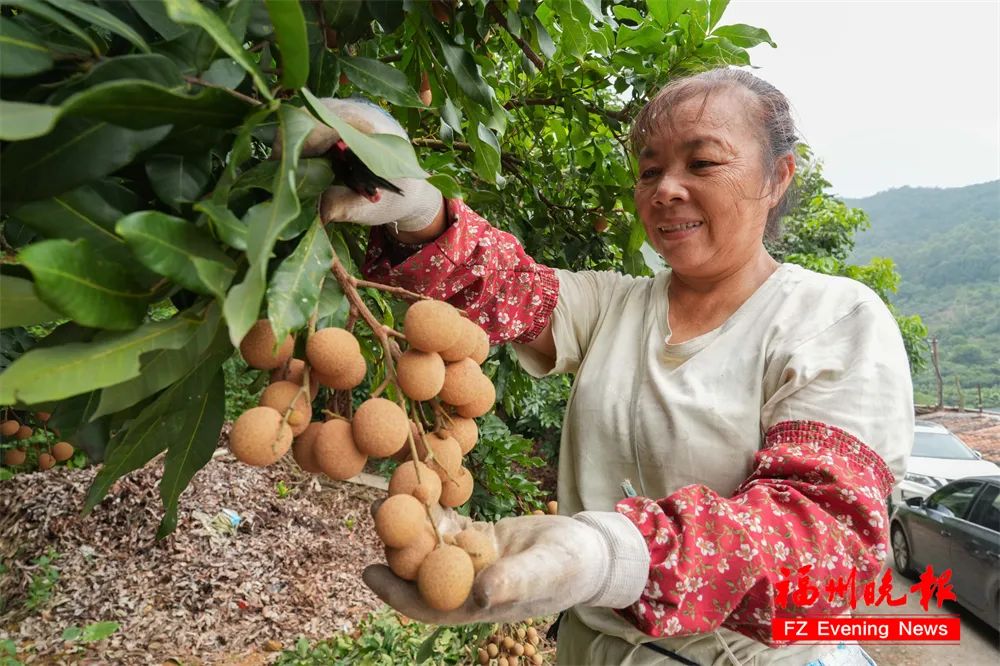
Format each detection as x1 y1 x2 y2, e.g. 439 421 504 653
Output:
389 196 449 245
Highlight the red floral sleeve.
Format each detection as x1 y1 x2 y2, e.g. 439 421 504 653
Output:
615 421 895 645
362 199 559 345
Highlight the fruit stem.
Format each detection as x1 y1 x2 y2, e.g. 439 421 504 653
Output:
280 368 311 431
353 278 430 303
430 398 455 428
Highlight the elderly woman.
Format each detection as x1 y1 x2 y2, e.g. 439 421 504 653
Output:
319 69 912 665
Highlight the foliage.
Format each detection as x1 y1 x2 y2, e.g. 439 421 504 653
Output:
465 413 547 521
275 607 490 665
0 639 23 666
23 548 60 613
61 621 121 644
0 0 773 532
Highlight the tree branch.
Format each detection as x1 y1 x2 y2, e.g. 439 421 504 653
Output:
487 3 544 70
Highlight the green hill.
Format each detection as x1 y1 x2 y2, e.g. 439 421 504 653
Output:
847 181 1000 408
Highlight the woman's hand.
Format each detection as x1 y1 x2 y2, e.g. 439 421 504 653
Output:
363 503 650 625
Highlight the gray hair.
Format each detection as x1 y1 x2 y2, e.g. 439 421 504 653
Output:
629 68 801 241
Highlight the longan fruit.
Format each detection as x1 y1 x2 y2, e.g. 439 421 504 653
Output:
240 319 294 370
512 643 525 657
270 359 319 398
375 494 427 548
454 528 497 573
455 374 496 418
314 419 366 480
417 545 474 611
230 406 293 466
502 636 515 650
516 627 526 641
439 317 480 362
531 654 543 665
487 643 499 658
524 643 536 657
388 461 442 505
498 657 510 666
438 358 484 406
385 526 436 581
51 441 74 462
547 500 558 515
34 411 51 423
477 647 489 665
417 432 462 481
259 381 312 436
469 328 490 365
526 627 539 644
396 350 446 401
3 448 26 466
439 466 474 508
38 453 55 470
391 421 420 462
292 422 324 474
353 398 409 457
1 420 19 437
15 425 32 440
314 352 366 390
440 416 478 455
306 327 361 377
403 300 462 353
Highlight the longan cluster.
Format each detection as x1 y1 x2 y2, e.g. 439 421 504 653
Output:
1 411 75 471
477 622 545 666
231 299 499 612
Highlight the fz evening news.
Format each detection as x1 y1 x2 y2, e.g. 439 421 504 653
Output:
769 564 962 644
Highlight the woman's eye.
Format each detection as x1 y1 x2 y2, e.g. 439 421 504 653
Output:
639 167 660 179
691 160 716 169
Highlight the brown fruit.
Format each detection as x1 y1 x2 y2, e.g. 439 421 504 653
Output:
1 420 19 437
15 425 32 440
417 545 474 611
339 71 349 86
532 509 545 516
270 359 319 398
502 636 515 650
230 406 293 466
260 381 312 436
391 421 420 462
375 494 427 548
38 453 55 470
307 327 361 378
440 417 478 455
440 317 488 362
531 654 543 665
314 419 367 480
526 627 539 644
431 0 451 23
547 500 558 515
412 484 432 506
51 441 74 462
593 216 609 233
34 411 51 423
388 461 442 505
513 643 525 657
3 448 26 466
438 358 484 406
524 643 536 657
292 422 324 474
353 398 409 457
469 328 490 365
403 300 462 353
455 374 496 418
396 350 445 401
439 466 474 508
315 352 366 391
416 432 461 481
478 647 489 665
240 319 294 370
385 525 436 581
419 72 432 106
487 643 499 658
454 528 497 573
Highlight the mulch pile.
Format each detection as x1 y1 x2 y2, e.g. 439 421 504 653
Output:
0 432 387 665
921 409 1000 464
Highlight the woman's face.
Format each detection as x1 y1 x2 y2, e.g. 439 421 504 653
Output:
634 89 792 279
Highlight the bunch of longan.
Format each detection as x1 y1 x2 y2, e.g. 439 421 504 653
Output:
1 411 75 471
231 298 500 612
477 622 545 666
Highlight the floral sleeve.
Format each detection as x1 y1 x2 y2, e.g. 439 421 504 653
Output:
615 420 895 645
362 199 559 345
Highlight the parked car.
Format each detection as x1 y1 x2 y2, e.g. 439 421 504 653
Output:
890 475 1000 630
891 421 1000 508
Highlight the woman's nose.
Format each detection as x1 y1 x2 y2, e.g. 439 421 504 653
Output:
652 172 688 206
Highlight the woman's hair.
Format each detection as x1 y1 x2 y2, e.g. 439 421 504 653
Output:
629 68 801 241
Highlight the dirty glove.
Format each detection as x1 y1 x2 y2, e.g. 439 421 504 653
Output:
298 97 442 233
363 506 650 625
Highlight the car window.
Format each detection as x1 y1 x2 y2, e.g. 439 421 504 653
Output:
968 484 1000 531
911 431 978 460
926 480 983 518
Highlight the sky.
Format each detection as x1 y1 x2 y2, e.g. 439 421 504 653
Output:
720 0 1000 198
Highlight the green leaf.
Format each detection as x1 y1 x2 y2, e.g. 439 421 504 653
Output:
0 16 53 77
0 275 62 329
61 626 83 641
428 23 492 106
617 24 667 50
157 355 226 537
301 88 427 180
196 201 247 252
0 313 203 405
0 100 60 141
340 56 424 108
212 106 272 204
42 0 150 53
128 0 186 40
51 54 183 103
79 621 120 643
708 0 730 31
3 0 100 54
233 158 333 199
164 0 272 101
116 212 236 298
145 153 212 210
0 118 170 205
427 173 463 199
223 104 313 347
265 0 309 89
267 217 333 344
711 23 776 48
17 239 152 331
309 45 340 97
93 303 222 419
647 0 693 28
473 123 501 183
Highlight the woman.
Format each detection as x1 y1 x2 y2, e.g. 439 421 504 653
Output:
318 69 912 665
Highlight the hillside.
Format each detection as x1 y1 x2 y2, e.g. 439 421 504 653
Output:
847 181 1000 407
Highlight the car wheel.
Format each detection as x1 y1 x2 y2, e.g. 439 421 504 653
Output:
891 524 917 578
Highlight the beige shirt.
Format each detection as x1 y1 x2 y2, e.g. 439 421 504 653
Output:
514 263 914 665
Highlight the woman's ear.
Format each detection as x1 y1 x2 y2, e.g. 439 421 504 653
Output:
769 153 796 206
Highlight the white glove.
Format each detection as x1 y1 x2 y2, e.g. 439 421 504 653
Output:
363 505 650 625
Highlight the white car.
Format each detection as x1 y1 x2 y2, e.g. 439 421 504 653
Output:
891 421 1000 508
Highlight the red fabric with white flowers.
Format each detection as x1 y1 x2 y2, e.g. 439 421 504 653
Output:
616 420 895 645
